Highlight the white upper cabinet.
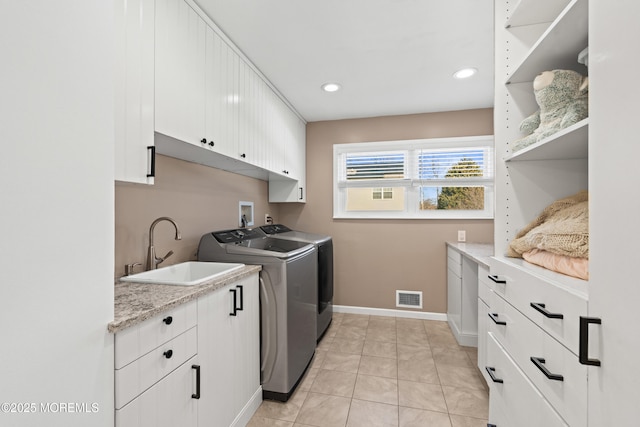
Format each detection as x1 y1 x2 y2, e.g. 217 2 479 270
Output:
155 0 206 147
204 27 238 158
147 0 306 200
114 0 155 184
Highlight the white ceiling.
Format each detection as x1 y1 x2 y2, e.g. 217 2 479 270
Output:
193 0 495 122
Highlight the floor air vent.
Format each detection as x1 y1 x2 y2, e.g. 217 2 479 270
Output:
396 290 423 309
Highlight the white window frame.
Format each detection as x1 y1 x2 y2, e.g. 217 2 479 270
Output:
333 135 494 219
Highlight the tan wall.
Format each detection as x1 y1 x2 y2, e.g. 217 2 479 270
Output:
278 109 495 314
114 155 280 278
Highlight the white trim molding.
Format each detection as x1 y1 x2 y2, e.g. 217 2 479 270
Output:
333 305 447 322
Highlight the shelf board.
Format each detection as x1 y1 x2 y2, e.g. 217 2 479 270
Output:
507 0 572 28
506 0 588 84
505 118 588 162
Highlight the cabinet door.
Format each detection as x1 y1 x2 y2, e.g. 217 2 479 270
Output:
197 274 261 427
155 0 206 146
197 283 236 427
588 1 640 425
116 357 198 427
114 0 154 184
231 276 261 423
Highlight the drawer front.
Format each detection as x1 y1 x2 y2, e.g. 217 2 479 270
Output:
447 248 462 277
488 257 587 354
115 326 198 409
116 355 198 427
478 265 491 304
115 300 197 369
488 292 587 427
486 334 568 427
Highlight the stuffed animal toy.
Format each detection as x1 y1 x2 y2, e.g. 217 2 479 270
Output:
513 69 588 152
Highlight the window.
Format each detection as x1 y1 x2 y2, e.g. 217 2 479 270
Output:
334 136 494 219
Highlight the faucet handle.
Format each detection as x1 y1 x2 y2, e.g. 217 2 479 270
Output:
157 250 174 265
125 262 142 276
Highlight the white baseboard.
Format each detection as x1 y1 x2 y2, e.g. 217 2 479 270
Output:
334 305 447 321
232 386 262 427
447 319 479 347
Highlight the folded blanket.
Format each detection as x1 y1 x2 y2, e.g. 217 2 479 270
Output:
523 249 589 280
507 190 589 259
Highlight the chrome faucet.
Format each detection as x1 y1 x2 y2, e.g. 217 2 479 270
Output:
146 217 182 270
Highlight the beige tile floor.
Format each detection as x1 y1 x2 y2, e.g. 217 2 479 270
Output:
248 312 489 427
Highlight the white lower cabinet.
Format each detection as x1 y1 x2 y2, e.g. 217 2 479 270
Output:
197 273 261 427
447 247 479 346
115 273 261 427
485 256 588 426
486 334 568 427
477 265 491 385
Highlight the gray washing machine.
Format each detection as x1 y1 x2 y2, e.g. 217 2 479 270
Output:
260 224 333 340
197 228 317 402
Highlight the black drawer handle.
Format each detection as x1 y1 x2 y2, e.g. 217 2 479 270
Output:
488 312 507 326
485 366 504 383
530 357 564 381
163 349 173 359
299 187 304 200
147 146 155 178
530 302 563 319
208 140 215 147
236 285 244 311
192 365 201 399
230 289 237 316
488 275 506 284
163 316 173 325
579 316 602 366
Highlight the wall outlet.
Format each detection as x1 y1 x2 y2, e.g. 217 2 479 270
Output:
457 230 466 242
265 214 271 224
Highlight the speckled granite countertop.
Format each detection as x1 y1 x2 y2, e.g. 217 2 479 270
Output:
108 265 261 333
446 242 494 268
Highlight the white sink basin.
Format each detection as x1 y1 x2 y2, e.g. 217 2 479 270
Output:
121 261 245 286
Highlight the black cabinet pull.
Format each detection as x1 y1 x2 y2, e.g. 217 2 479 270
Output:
147 146 155 178
163 349 173 359
192 365 201 399
230 289 237 316
530 302 563 319
208 140 214 147
236 285 244 311
299 187 304 200
579 316 602 366
163 316 173 325
488 312 507 326
200 138 207 145
488 275 506 284
485 366 503 383
530 357 564 381
240 153 246 158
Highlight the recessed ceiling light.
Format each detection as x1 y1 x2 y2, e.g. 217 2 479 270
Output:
453 68 478 79
321 82 341 93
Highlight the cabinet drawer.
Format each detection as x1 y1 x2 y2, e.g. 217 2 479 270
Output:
116 355 198 427
478 265 491 304
488 257 587 354
115 300 197 368
115 326 198 409
486 334 568 427
447 248 462 277
488 292 587 427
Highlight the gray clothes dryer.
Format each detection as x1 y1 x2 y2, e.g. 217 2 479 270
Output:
197 228 317 402
259 224 333 340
